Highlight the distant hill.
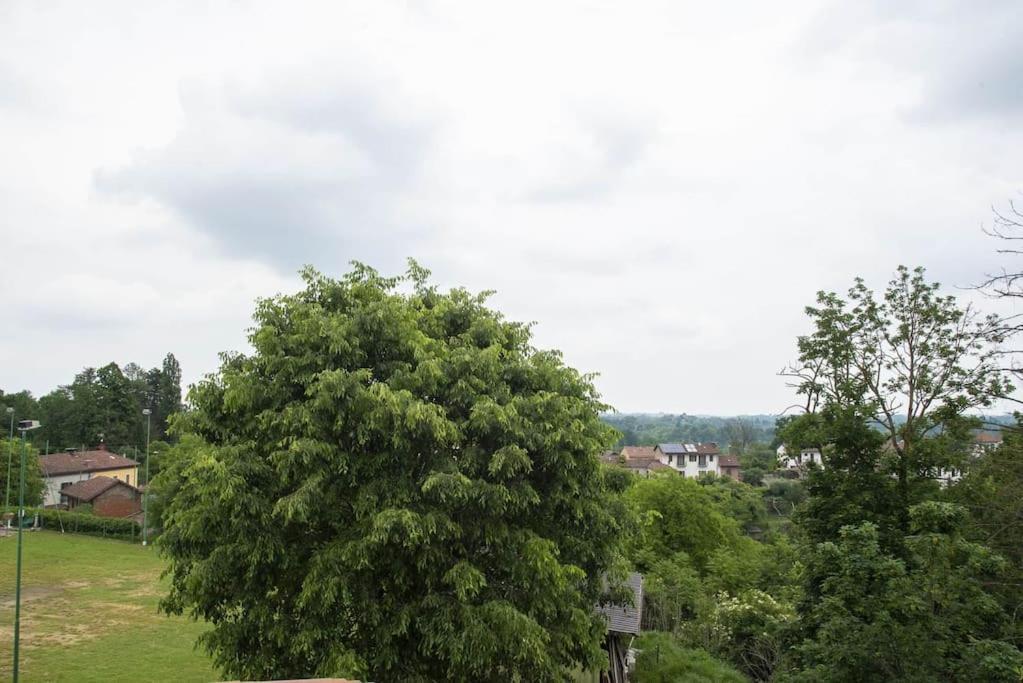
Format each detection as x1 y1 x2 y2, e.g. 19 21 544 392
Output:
601 414 779 450
601 412 1016 450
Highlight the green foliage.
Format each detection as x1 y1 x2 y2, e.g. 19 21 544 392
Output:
0 506 139 541
947 421 1023 646
157 262 631 682
633 632 746 683
604 414 776 450
0 352 183 451
763 480 806 517
784 266 1009 531
0 439 45 508
628 474 746 572
697 475 769 535
785 506 1022 682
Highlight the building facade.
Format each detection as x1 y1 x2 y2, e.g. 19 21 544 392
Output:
38 446 139 508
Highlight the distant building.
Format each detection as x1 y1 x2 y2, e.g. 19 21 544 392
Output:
655 442 726 478
777 444 822 470
617 446 672 476
60 475 142 518
938 431 1004 486
38 444 139 507
718 454 742 481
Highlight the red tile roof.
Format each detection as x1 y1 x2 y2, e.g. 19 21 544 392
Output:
60 475 139 502
719 455 740 468
39 450 138 476
974 432 1003 444
620 446 658 460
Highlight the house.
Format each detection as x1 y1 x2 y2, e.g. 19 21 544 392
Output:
38 444 139 508
60 476 142 518
617 446 672 476
938 431 1004 486
655 442 723 478
777 444 822 470
718 454 742 481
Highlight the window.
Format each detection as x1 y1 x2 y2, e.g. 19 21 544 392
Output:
698 455 707 468
668 454 673 465
709 455 714 462
689 454 697 463
60 482 72 490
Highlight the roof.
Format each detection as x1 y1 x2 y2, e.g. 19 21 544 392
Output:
658 442 721 455
597 572 644 635
60 476 139 502
719 454 740 468
974 432 1003 444
39 449 138 476
618 446 669 472
621 446 658 460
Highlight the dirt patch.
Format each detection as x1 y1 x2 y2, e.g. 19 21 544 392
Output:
0 585 58 608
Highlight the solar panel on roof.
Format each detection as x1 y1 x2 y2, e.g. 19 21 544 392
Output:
684 444 697 452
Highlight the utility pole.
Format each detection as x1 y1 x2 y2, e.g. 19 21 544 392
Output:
4 406 14 511
142 409 151 546
13 419 40 683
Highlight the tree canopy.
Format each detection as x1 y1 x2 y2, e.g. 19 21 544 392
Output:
157 262 631 682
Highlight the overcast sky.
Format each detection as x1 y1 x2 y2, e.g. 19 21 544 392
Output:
2 1 1022 414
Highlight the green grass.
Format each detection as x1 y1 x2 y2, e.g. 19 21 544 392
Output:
0 530 215 682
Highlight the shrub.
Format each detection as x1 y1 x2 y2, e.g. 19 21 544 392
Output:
2 506 139 542
634 632 746 683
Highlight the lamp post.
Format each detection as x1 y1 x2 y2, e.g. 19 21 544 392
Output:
142 409 151 547
13 418 40 683
4 406 14 511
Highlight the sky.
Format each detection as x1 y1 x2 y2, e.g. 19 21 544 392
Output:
1 0 1022 415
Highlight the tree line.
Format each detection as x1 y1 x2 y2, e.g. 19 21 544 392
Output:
0 352 183 452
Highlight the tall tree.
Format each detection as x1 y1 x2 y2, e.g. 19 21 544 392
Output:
156 262 630 682
782 266 1009 529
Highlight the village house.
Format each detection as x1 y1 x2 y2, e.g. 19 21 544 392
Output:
60 476 143 518
776 444 823 470
38 444 139 508
614 446 672 476
655 442 740 480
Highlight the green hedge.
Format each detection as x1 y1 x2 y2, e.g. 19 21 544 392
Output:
2 507 140 542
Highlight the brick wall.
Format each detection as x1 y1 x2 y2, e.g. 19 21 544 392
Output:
93 485 142 518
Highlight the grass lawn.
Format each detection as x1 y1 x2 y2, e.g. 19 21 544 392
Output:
0 530 215 682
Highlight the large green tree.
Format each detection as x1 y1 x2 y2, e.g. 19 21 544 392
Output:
785 504 1023 682
781 266 1009 531
156 263 630 682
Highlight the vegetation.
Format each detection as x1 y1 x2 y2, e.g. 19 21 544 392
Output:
0 353 182 452
157 262 631 682
0 439 45 508
604 414 777 450
0 531 213 682
1 507 141 542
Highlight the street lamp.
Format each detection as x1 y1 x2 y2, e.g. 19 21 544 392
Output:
4 406 13 511
142 409 151 547
13 418 40 683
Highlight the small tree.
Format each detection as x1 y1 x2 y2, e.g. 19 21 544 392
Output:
0 439 45 508
157 262 631 682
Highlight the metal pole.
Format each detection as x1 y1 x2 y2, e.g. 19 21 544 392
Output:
13 430 28 682
142 410 151 546
4 408 14 510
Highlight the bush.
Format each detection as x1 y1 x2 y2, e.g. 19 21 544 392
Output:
2 506 139 542
634 632 746 683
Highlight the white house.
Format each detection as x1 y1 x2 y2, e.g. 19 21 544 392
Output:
776 444 823 470
38 446 139 508
655 442 723 478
